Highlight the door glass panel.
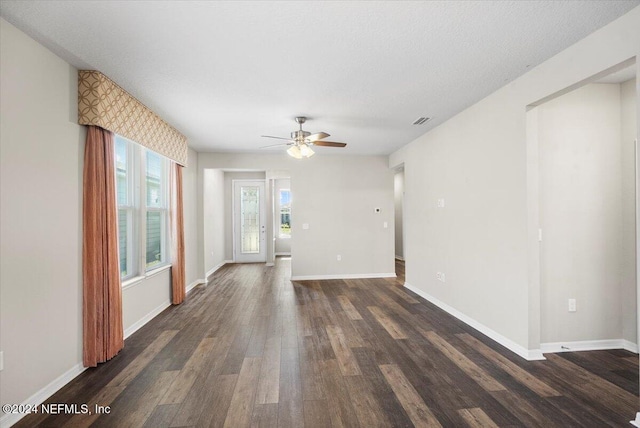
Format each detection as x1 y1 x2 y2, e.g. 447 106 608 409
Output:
241 186 260 254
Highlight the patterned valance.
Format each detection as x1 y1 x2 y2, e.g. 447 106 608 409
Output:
78 70 188 166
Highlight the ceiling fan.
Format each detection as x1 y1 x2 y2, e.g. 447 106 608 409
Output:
261 116 346 159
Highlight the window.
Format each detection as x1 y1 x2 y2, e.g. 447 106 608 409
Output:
115 135 170 281
279 189 291 238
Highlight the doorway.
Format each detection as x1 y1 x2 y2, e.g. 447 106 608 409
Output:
233 180 266 263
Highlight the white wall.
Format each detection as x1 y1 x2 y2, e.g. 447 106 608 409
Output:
198 153 395 279
203 168 225 274
621 78 638 344
0 19 199 420
537 83 634 344
389 7 640 355
0 17 85 409
394 170 404 259
275 178 292 255
184 148 200 289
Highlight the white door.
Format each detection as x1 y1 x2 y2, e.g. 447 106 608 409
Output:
233 180 266 263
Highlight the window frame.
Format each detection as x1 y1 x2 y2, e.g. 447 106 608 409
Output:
115 135 171 284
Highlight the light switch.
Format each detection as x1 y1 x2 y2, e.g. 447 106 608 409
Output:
383 222 388 228
302 223 309 230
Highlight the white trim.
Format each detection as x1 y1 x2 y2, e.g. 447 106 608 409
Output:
395 255 404 261
122 264 171 291
404 282 545 361
0 363 87 428
206 260 227 279
275 252 291 256
291 273 396 281
225 259 234 264
631 412 640 427
266 262 275 267
124 299 171 339
186 279 203 293
540 339 639 354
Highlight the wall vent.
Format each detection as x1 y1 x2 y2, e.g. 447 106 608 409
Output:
412 117 430 125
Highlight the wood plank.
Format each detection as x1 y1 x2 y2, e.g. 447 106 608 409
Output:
319 359 361 428
160 336 216 404
303 399 333 427
422 330 506 392
337 295 363 320
458 407 499 428
196 374 238 428
457 333 561 397
379 364 442 427
107 330 178 387
278 346 304 428
367 306 408 339
63 386 125 428
251 403 279 428
255 336 281 404
344 375 391 427
120 370 179 426
325 325 362 376
224 357 263 428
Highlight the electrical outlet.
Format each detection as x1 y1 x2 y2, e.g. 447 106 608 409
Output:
437 272 446 283
337 255 341 261
383 221 388 228
568 298 576 312
437 198 445 208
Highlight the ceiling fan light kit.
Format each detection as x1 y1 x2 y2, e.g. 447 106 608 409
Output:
261 116 346 159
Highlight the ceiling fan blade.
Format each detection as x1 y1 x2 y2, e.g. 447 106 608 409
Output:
307 132 330 142
311 141 347 147
260 142 293 149
261 135 293 141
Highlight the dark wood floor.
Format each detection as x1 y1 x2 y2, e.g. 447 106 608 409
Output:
17 258 639 427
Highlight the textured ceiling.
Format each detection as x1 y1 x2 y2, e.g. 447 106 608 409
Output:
1 1 638 155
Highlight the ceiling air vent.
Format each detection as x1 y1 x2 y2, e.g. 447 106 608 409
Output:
412 117 430 125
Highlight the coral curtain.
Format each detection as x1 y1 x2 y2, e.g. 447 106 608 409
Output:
83 126 124 367
170 162 186 304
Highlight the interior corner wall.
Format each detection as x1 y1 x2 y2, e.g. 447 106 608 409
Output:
621 78 638 344
183 147 200 288
203 168 225 274
223 171 267 261
538 83 629 344
389 7 640 352
394 171 404 259
0 17 85 409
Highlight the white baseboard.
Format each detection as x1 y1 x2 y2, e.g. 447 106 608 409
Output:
541 339 639 354
395 255 404 261
631 412 640 427
186 278 203 294
404 282 545 361
275 252 291 256
291 273 396 281
206 261 227 279
225 259 234 264
266 262 275 267
124 299 171 339
0 362 87 428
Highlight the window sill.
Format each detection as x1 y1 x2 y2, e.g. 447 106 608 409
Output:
122 264 171 291
278 236 291 239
